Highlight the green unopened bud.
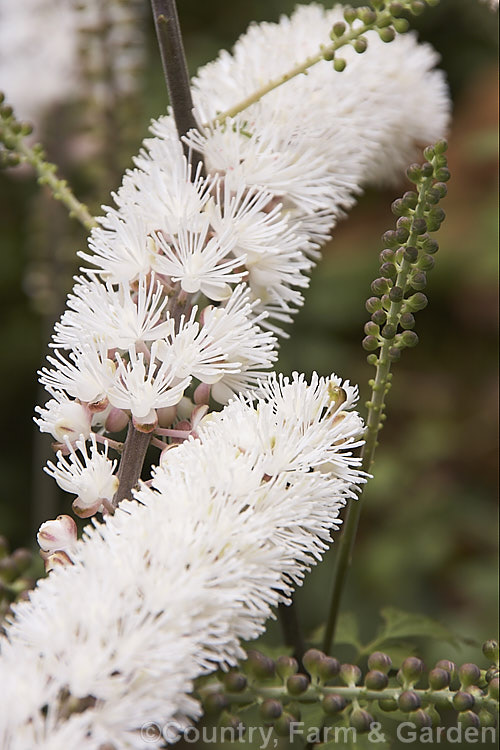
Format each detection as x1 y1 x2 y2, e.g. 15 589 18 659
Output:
391 198 408 217
459 663 481 688
406 163 422 183
434 166 450 182
399 690 421 712
400 330 419 348
382 230 399 248
354 37 368 53
389 1 404 15
318 656 341 682
410 1 426 15
409 709 432 728
478 708 497 727
453 691 475 711
371 277 391 295
394 17 410 32
260 698 282 722
389 286 404 303
378 26 395 42
223 672 248 693
400 312 415 329
418 254 435 271
412 217 427 235
402 657 425 685
436 660 456 678
359 8 377 24
388 346 401 361
458 710 480 729
333 58 347 72
219 712 244 731
434 182 448 199
362 335 379 352
276 655 298 680
303 648 324 679
434 139 448 154
380 262 397 279
244 650 275 680
203 692 229 715
419 235 439 253
368 652 392 674
425 187 441 205
403 245 418 263
409 271 427 290
332 21 346 37
380 248 395 264
274 712 294 737
322 694 346 715
343 8 357 24
367 353 378 366
366 296 383 313
423 145 435 161
379 697 398 712
381 323 397 340
482 640 499 665
365 670 389 690
426 207 446 232
428 668 451 690
350 708 373 733
396 226 410 243
371 309 387 325
488 677 499 700
486 667 499 683
339 663 361 687
287 674 309 696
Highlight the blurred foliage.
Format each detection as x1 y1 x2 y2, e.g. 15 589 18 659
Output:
0 3 497 745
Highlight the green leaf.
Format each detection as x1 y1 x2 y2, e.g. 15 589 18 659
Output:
373 607 461 648
333 611 362 650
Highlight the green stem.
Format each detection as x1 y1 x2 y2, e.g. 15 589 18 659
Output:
322 176 433 655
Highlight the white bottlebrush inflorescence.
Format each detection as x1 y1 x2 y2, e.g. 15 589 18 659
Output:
0 0 144 126
0 373 366 749
1 3 451 747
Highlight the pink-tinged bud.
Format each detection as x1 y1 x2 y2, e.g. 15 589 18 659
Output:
132 410 158 433
105 407 130 433
157 405 177 428
170 420 191 444
37 515 77 555
44 550 74 572
87 397 109 414
177 397 194 420
72 496 105 519
193 383 211 405
191 404 209 433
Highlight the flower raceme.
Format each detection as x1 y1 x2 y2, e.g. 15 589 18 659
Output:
1 373 366 749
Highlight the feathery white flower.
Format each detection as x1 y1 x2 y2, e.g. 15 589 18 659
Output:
39 341 116 405
45 435 118 517
108 343 190 423
34 391 92 443
52 275 174 351
1 373 364 748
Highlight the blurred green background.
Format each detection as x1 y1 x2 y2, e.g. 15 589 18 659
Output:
0 0 498 741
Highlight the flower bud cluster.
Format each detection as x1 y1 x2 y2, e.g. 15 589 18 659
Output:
203 643 499 740
363 141 449 364
0 536 34 629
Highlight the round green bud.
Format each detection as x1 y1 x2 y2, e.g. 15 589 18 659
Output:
203 692 229 715
322 693 347 715
343 8 357 24
418 254 435 271
412 217 427 235
382 230 399 248
388 346 401 362
323 49 334 62
354 37 368 53
482 640 499 664
420 162 433 178
409 709 432 728
380 248 395 264
428 667 451 690
402 657 425 685
380 262 397 279
223 671 247 693
400 330 419 348
379 26 395 43
409 271 427 291
426 207 446 232
488 677 499 700
423 145 435 161
368 652 393 674
260 698 282 722
372 310 387 326
400 312 415 329
334 58 347 72
410 1 426 15
359 8 377 25
379 697 398 712
287 674 309 696
318 656 341 682
425 187 441 206
389 2 404 16
361 336 380 352
339 663 362 687
434 139 448 154
396 226 410 243
364 670 389 690
350 708 373 733
394 17 410 32
371 277 391 295
458 710 480 729
273 712 294 737
397 216 412 231
403 247 418 264
398 690 421 712
486 667 499 683
389 286 404 303
453 691 475 711
459 663 481 688
276 655 298 680
392 199 407 217
367 354 378 366
1 104 13 119
332 21 346 37
436 659 456 677
434 153 448 169
366 296 383 312
302 648 324 678
478 708 497 728
434 182 448 198
244 650 275 680
219 712 244 731
419 235 439 254
434 166 450 182
406 163 422 183
381 323 397 340
376 14 393 28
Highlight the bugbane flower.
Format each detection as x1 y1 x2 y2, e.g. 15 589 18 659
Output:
34 391 92 443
